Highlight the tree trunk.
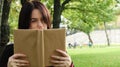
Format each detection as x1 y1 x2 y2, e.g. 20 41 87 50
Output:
53 0 71 28
21 0 40 6
0 0 4 45
87 33 93 45
21 0 29 6
53 0 61 28
0 0 4 55
0 0 11 46
0 0 11 56
104 22 110 46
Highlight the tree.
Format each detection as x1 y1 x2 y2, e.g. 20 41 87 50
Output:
8 0 21 42
21 0 29 6
0 0 4 55
53 0 71 28
63 0 116 45
0 0 4 46
63 0 99 44
95 0 117 46
21 0 41 6
104 22 110 46
0 0 12 56
0 0 12 46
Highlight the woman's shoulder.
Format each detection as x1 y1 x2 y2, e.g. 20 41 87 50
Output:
0 43 14 59
0 43 14 67
6 43 14 49
2 43 14 56
2 43 14 53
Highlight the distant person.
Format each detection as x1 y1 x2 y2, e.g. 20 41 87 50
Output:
73 42 77 48
88 41 92 47
68 43 73 48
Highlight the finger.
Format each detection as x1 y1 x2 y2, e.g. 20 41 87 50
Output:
12 53 27 59
10 59 29 67
13 59 29 64
51 55 69 61
56 49 69 57
50 60 65 64
16 63 29 67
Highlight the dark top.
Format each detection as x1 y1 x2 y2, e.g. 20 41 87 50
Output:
0 44 74 67
0 44 14 67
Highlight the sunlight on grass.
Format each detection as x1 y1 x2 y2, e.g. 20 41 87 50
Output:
67 46 120 67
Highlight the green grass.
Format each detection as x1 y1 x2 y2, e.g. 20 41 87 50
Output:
67 46 120 67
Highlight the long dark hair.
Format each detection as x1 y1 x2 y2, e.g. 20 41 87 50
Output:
18 1 51 29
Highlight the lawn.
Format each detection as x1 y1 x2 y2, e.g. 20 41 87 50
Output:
67 46 120 67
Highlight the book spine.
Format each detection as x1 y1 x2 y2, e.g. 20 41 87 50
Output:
42 30 45 67
37 30 45 67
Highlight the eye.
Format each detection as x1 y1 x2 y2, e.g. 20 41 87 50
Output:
31 18 37 22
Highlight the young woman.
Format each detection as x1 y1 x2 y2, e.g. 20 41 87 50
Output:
0 1 74 67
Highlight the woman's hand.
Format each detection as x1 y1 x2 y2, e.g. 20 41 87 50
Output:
50 49 72 67
7 53 30 67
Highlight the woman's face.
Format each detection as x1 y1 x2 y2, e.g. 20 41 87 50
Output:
29 9 47 30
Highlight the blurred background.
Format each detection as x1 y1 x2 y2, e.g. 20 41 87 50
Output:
1 0 120 67
1 0 120 46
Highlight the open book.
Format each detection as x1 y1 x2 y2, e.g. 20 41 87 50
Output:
14 29 66 67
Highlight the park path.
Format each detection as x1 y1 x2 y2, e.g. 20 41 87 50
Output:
66 29 120 46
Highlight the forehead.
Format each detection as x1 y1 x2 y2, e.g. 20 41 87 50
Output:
31 9 42 18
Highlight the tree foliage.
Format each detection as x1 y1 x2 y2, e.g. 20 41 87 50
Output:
8 0 118 45
63 0 117 44
8 0 21 42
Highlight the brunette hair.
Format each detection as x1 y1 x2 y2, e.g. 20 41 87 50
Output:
18 1 51 29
